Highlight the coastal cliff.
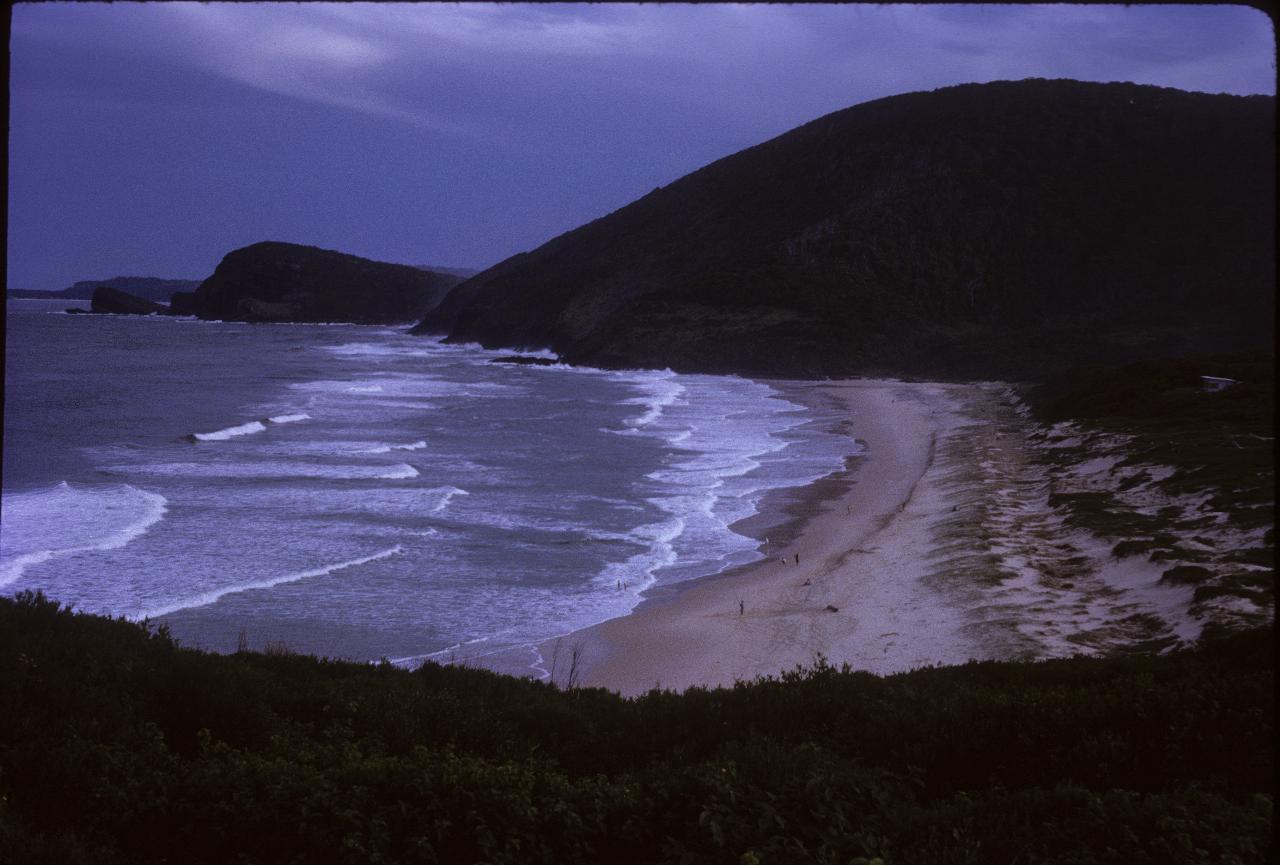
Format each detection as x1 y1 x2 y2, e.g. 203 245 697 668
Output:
174 241 465 324
413 79 1275 379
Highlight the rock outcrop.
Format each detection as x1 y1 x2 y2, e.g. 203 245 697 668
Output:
75 277 200 302
90 287 168 315
181 242 465 324
167 292 198 316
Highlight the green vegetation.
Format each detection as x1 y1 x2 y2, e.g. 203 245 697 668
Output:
1022 352 1274 623
417 80 1273 379
1023 350 1274 487
2 592 1272 864
1022 353 1273 427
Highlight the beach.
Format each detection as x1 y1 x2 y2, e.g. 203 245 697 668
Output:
542 379 982 696
546 375 1220 696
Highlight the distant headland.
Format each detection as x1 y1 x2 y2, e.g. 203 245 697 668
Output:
8 276 200 302
168 241 465 324
36 242 467 326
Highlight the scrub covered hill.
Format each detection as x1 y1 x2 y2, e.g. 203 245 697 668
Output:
172 241 465 324
414 79 1274 379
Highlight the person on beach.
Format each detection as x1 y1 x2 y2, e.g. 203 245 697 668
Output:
794 553 799 564
739 599 744 616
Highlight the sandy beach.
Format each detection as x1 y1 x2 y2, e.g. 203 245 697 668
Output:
540 376 1229 696
539 379 984 696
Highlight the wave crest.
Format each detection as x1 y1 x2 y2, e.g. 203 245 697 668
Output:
137 545 404 619
189 421 266 442
0 482 168 587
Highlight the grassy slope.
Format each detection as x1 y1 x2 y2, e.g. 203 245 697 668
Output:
1 591 1272 865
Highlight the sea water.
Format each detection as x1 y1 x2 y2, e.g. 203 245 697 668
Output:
2 299 857 675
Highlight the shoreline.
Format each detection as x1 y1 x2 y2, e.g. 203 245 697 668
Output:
537 378 979 696
543 367 1253 697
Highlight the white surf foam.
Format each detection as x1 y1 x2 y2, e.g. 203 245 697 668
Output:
594 515 684 594
507 347 560 360
620 374 685 431
369 400 440 411
114 461 421 481
291 376 520 401
321 338 491 360
236 439 416 460
136 545 404 619
431 486 469 514
363 440 428 454
615 375 855 589
324 341 412 357
378 463 421 480
267 413 310 424
190 420 267 442
0 482 168 587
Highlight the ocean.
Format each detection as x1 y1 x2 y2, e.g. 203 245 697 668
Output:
2 299 858 676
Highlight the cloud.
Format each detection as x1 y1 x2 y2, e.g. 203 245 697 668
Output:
894 4 1275 94
377 3 651 57
157 5 457 133
8 2 1275 288
12 2 1274 142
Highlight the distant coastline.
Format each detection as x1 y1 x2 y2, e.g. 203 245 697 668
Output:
7 276 200 302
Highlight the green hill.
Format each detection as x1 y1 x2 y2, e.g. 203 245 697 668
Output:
414 79 1274 379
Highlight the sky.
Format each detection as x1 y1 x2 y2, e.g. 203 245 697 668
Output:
6 3 1275 289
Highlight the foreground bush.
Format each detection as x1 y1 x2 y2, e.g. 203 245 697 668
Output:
0 591 1272 864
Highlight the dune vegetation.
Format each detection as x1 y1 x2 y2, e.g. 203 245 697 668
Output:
1 590 1271 865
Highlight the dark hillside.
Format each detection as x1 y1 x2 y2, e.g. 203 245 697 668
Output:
177 241 465 324
415 79 1274 378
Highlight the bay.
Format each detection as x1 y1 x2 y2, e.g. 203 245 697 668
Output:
2 299 858 675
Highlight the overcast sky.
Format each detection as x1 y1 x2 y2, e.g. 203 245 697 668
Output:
7 3 1275 288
